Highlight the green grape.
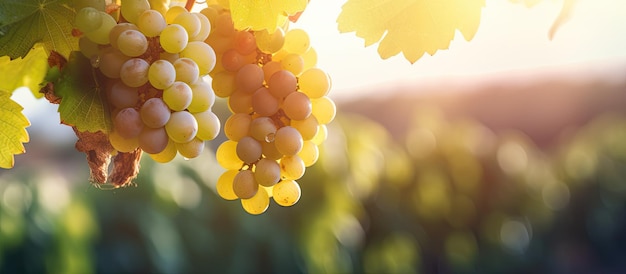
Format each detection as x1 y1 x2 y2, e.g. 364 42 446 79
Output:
311 96 336 125
109 130 139 153
72 0 105 11
283 29 310 55
160 24 189 53
75 7 102 33
224 113 252 141
298 140 319 167
99 48 130 78
165 5 187 24
109 23 139 50
193 110 220 141
216 140 243 170
283 91 312 121
140 97 170 128
180 41 217 75
235 64 264 93
274 126 303 156
290 115 318 141
268 70 296 99
228 90 253 114
165 111 198 143
262 140 283 160
137 9 167 37
236 136 262 163
251 87 279 116
279 155 305 180
85 12 116 44
311 124 327 145
212 71 236 98
249 117 277 142
114 107 144 138
254 158 280 187
216 170 239 200
138 126 169 154
280 53 304 76
190 13 211 42
254 28 284 54
233 31 256 55
176 138 205 159
272 179 301 207
120 0 150 24
241 186 269 215
117 29 148 57
298 68 330 98
188 80 215 113
148 59 176 90
120 58 150 87
148 138 177 163
163 81 193 111
107 80 139 109
301 47 317 71
173 11 201 38
233 170 258 199
173 58 200 84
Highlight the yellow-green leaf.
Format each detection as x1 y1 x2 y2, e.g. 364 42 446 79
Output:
55 51 111 133
230 0 307 31
0 45 49 98
0 90 30 169
0 0 78 59
337 0 486 63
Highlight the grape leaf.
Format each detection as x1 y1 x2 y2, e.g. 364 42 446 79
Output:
55 51 111 133
0 45 48 98
337 0 485 63
230 0 307 31
0 91 30 169
0 0 78 59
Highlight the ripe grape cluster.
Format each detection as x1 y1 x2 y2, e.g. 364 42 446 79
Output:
204 4 336 214
75 0 220 162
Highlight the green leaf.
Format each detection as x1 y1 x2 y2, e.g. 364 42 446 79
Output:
337 0 486 63
55 51 111 133
0 90 30 169
0 0 78 59
0 44 49 98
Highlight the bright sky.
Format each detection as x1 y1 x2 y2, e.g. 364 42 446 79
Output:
293 0 626 99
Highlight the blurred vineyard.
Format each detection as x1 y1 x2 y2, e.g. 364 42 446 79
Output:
2 64 626 274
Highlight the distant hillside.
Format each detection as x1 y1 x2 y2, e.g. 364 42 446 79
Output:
338 60 626 148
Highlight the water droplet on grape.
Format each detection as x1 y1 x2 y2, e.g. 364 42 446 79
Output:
265 133 275 143
90 55 101 68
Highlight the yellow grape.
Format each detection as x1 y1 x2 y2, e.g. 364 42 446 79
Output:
311 96 336 125
216 170 239 200
272 180 301 207
216 140 243 170
175 138 205 159
148 138 177 163
298 140 319 167
298 68 330 99
233 170 258 199
283 29 310 54
279 155 305 180
241 186 269 215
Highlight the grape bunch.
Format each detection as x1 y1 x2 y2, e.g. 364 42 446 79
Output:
74 0 220 163
203 4 336 214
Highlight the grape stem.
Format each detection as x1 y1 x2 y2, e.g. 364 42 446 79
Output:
185 0 195 11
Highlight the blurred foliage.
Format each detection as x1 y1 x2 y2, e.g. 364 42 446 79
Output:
1 101 626 273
